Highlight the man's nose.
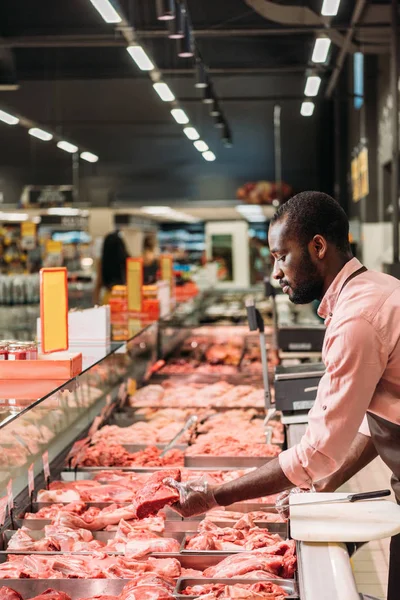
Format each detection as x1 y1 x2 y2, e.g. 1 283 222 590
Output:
272 260 283 280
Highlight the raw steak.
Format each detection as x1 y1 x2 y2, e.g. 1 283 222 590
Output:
134 470 181 519
28 591 72 600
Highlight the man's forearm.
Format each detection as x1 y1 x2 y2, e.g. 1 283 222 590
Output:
214 458 293 506
316 433 378 492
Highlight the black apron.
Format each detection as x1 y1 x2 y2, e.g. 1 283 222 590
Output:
339 265 400 600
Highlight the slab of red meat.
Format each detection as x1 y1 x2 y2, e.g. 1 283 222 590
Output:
180 582 288 599
134 470 181 519
0 587 23 600
27 591 72 600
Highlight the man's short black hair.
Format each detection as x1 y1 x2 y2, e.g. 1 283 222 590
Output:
271 191 351 254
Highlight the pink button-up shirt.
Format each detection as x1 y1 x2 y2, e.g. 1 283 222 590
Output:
279 257 400 487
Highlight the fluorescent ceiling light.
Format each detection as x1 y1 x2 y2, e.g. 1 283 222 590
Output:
0 212 29 222
0 109 19 125
202 151 216 162
47 208 82 216
301 101 315 117
171 108 189 124
89 0 121 23
28 127 53 141
183 127 200 141
127 46 154 71
193 140 208 152
57 141 78 153
304 75 321 97
311 37 331 63
321 0 340 17
153 82 175 102
141 206 198 223
81 151 99 163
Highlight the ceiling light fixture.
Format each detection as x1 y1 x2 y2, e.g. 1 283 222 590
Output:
300 101 315 117
81 151 99 163
89 0 122 23
202 150 216 162
183 126 200 140
57 141 79 153
168 1 184 38
0 109 19 125
194 140 208 152
178 13 194 58
28 127 53 141
321 0 341 17
311 37 331 63
156 0 175 20
171 108 189 124
214 116 225 129
153 82 175 102
195 59 208 89
127 45 155 71
202 84 214 105
210 100 220 117
222 125 233 147
304 75 321 97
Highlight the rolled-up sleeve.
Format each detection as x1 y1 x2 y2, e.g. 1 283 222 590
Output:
279 316 387 487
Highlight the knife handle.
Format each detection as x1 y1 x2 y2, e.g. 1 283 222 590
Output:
348 489 391 502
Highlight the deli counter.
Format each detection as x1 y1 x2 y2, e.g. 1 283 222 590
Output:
0 310 360 600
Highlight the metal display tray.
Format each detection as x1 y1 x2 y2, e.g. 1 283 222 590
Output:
1 520 287 554
122 444 188 452
175 578 299 598
0 528 184 554
0 580 133 599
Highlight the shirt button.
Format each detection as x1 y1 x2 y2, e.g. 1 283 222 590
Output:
322 405 327 410
329 312 333 317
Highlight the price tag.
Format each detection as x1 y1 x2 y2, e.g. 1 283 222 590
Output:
127 378 137 396
0 497 7 526
42 450 50 482
7 480 13 511
28 464 35 497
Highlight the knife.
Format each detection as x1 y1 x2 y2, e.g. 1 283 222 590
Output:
160 415 198 456
292 489 391 507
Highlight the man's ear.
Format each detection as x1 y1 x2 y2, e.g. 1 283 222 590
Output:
310 235 328 260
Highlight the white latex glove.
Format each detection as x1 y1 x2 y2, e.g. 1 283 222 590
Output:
164 477 219 518
275 485 315 518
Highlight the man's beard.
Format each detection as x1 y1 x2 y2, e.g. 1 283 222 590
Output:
288 249 324 304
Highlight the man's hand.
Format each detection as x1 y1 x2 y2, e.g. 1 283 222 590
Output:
164 478 219 518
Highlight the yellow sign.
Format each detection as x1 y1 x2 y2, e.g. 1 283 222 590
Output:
160 255 173 285
359 147 369 198
21 222 36 238
40 267 69 353
351 156 360 202
46 240 63 256
126 258 143 313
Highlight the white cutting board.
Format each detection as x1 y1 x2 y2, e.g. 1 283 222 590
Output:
289 492 400 542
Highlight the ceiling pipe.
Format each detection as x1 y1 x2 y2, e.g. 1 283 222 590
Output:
325 0 368 98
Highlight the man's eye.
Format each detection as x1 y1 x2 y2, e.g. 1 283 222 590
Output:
278 256 286 262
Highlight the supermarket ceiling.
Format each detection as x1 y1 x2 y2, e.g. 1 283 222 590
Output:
0 0 392 204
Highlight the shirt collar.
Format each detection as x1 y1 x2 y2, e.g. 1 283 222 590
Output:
318 257 363 320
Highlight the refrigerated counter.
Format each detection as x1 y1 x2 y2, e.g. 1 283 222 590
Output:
0 316 361 600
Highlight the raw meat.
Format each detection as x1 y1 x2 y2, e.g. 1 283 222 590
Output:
0 554 181 580
206 510 285 524
180 581 288 600
71 443 184 468
0 587 23 600
185 437 281 458
134 469 181 519
27 592 72 600
185 517 283 552
203 540 296 579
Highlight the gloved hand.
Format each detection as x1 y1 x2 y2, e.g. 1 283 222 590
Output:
163 477 219 518
275 486 315 518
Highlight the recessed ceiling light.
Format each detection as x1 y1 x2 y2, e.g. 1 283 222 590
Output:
0 109 19 125
304 76 321 97
28 128 53 141
194 140 208 152
171 108 189 124
57 141 78 153
300 101 315 117
89 0 122 23
311 37 331 63
81 151 99 163
127 45 155 71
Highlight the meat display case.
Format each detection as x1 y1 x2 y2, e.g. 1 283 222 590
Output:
0 311 360 600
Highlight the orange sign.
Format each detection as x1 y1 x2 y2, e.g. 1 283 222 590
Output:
126 258 143 313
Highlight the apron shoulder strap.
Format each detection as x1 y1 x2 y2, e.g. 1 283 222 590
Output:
338 265 367 297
